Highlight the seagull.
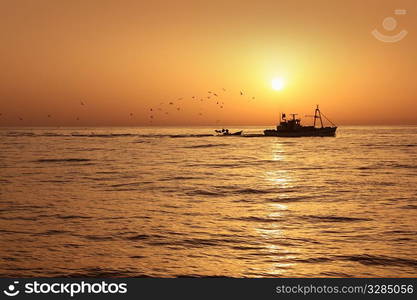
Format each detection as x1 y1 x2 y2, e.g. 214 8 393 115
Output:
150 108 153 111
150 115 154 119
80 101 85 106
129 113 134 117
169 102 173 105
47 114 51 118
177 107 180 111
213 93 218 97
18 117 23 121
240 91 243 96
208 91 212 94
76 117 80 121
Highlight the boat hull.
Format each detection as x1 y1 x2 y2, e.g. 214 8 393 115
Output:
217 131 243 136
264 127 337 137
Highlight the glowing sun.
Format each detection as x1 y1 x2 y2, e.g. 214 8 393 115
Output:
271 77 285 91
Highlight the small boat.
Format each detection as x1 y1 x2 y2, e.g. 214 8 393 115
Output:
264 105 337 137
227 130 243 136
215 129 243 136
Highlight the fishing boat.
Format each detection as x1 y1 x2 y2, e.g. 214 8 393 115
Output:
264 105 337 137
215 129 243 136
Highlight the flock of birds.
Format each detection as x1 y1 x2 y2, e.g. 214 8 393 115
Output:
143 88 256 123
0 88 257 124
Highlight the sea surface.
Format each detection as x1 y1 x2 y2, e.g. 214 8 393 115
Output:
0 126 416 277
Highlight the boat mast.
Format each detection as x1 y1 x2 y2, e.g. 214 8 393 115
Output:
314 105 324 128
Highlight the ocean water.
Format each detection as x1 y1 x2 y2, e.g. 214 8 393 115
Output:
0 126 416 277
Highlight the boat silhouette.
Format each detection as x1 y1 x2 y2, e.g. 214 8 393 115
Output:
264 105 337 137
215 129 243 136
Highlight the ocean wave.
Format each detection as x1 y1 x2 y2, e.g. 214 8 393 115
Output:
0 229 34 235
339 254 417 267
165 176 204 180
0 216 37 221
79 147 108 151
71 133 135 138
56 215 93 219
294 257 332 263
38 180 68 184
62 268 137 278
174 275 231 278
183 186 295 198
102 181 154 191
185 189 221 196
357 166 373 170
358 162 417 170
130 255 145 259
5 132 215 138
126 234 152 241
401 205 417 210
35 230 70 236
34 158 92 163
388 163 417 169
109 182 143 188
6 131 35 136
228 216 283 223
183 143 229 149
180 238 224 247
169 134 213 138
362 143 417 148
236 188 280 194
63 243 83 248
84 235 115 241
132 140 151 143
302 215 372 222
266 195 315 203
319 272 353 277
188 163 249 168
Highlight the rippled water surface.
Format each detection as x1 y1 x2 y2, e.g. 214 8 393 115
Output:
0 126 416 277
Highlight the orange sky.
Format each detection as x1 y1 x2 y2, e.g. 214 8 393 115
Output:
0 0 416 126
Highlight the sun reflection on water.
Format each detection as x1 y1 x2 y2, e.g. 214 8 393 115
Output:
265 170 294 188
251 143 301 276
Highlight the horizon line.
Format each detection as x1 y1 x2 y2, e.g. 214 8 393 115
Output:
1 124 417 128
